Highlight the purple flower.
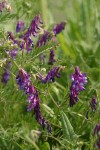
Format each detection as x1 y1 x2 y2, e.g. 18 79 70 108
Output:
38 66 60 84
16 20 25 32
90 96 97 112
94 124 100 149
10 49 18 59
19 40 25 50
53 22 66 36
2 61 11 84
70 84 78 107
25 37 33 52
27 90 52 133
16 68 31 94
69 66 87 106
48 49 56 65
29 15 42 37
16 68 52 132
20 15 42 52
36 30 51 47
94 124 100 135
22 15 42 38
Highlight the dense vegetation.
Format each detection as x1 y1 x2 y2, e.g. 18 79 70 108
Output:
0 0 100 149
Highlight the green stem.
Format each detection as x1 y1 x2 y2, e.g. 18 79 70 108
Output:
47 84 59 109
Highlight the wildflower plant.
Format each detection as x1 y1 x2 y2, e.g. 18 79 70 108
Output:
0 0 99 149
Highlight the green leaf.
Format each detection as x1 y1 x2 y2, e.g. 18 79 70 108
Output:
61 111 78 145
0 13 17 23
41 142 50 150
42 104 54 117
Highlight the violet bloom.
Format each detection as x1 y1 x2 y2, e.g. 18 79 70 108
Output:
10 49 18 59
22 15 42 38
90 96 97 112
94 124 100 135
53 22 66 36
48 49 56 65
94 124 100 149
29 15 42 37
25 37 33 52
69 66 87 106
19 40 25 50
27 90 52 133
16 20 25 32
16 68 52 132
20 15 42 52
36 30 51 47
39 66 60 84
2 61 11 84
16 68 31 94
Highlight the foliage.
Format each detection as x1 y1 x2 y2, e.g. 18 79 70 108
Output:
0 0 100 149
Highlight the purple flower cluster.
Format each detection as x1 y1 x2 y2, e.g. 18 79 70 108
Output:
94 124 100 135
53 22 66 36
90 96 97 112
16 20 25 32
16 68 52 132
69 66 87 106
36 30 51 47
94 124 100 149
38 67 60 84
27 90 52 133
20 15 42 52
10 49 18 59
22 15 42 38
16 68 30 93
1 61 11 84
7 15 43 53
48 49 56 65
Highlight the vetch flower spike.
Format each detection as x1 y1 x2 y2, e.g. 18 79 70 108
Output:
16 68 31 94
27 90 52 133
38 66 61 84
94 124 100 136
69 66 87 106
53 21 66 36
2 61 11 84
90 96 97 112
16 68 52 133
16 20 25 32
20 15 43 52
10 49 18 59
36 30 51 47
48 49 56 65
94 124 100 149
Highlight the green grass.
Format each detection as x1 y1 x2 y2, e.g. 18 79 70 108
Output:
0 0 100 149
